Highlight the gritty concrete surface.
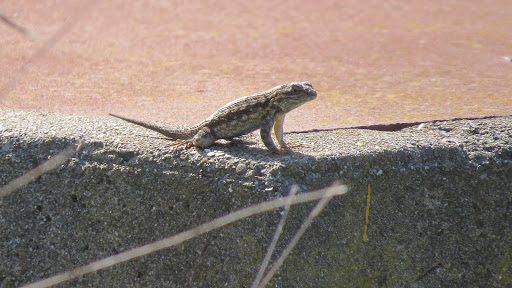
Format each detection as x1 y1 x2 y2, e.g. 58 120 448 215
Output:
0 109 512 287
1 0 512 131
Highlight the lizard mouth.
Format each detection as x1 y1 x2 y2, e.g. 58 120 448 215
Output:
303 82 317 100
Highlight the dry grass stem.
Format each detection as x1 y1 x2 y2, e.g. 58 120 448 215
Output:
251 185 298 288
0 140 83 199
0 0 99 99
257 185 341 287
21 184 347 288
0 11 33 39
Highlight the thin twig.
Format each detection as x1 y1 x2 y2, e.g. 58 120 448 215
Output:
257 185 341 287
0 11 32 38
0 0 99 99
21 184 347 288
251 185 298 288
0 140 83 199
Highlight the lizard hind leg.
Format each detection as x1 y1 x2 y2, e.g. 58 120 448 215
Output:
169 127 215 152
191 126 216 148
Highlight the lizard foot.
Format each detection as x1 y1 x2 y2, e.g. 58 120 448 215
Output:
273 144 302 154
280 143 303 150
170 140 194 152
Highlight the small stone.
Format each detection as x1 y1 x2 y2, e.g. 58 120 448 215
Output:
246 169 256 177
236 163 247 174
372 168 383 175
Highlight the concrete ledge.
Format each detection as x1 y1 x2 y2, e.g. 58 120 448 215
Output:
1 108 511 287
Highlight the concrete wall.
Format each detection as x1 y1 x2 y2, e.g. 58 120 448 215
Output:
1 109 511 287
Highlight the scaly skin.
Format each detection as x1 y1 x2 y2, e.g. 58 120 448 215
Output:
110 81 317 152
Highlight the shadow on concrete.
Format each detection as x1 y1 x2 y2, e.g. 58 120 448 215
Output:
298 115 512 133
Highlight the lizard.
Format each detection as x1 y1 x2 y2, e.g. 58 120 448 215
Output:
109 81 317 153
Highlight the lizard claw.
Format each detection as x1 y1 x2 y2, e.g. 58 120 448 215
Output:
169 140 194 152
280 143 303 150
273 144 303 154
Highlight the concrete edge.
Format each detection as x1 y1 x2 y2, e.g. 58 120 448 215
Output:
1 108 511 287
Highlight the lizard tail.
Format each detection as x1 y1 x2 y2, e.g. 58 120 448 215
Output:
109 113 195 140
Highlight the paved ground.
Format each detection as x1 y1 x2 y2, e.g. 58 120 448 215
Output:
1 0 511 131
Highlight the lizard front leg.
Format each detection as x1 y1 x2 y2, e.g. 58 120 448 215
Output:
273 114 287 148
273 114 301 150
260 115 280 153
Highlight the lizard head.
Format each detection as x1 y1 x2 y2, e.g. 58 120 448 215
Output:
273 81 317 113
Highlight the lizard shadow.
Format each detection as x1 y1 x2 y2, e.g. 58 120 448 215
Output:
209 138 311 161
139 135 311 160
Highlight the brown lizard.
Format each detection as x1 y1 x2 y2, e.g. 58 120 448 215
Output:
109 81 317 153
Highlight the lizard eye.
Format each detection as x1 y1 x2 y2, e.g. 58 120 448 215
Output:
291 85 301 93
